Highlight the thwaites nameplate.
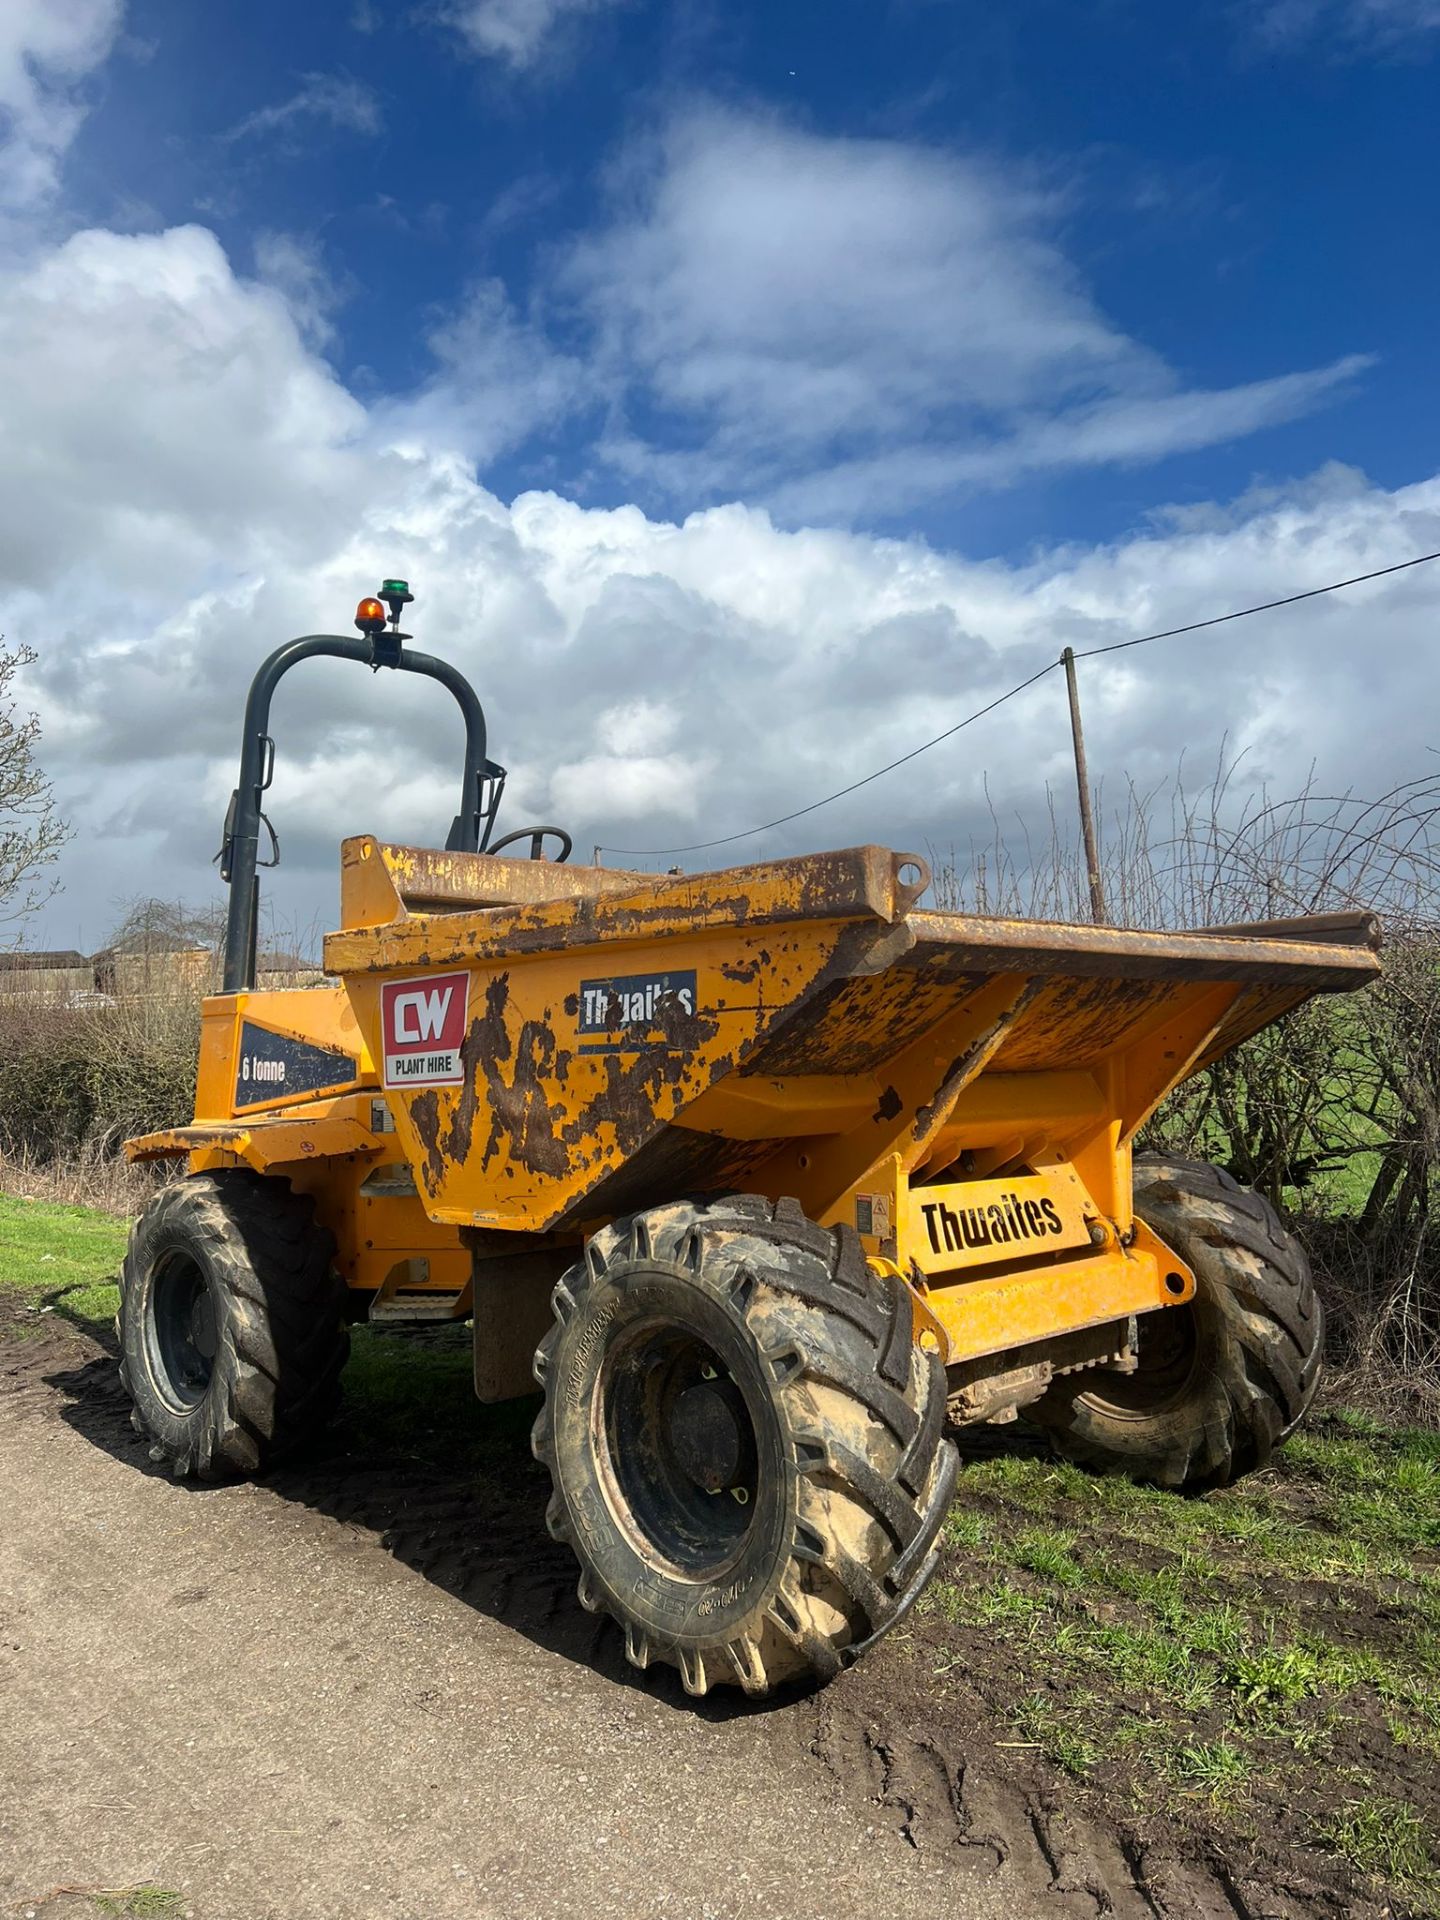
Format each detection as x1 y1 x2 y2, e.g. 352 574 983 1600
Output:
576 969 698 1054
902 1170 1092 1276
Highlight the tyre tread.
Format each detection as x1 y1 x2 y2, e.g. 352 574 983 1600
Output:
532 1190 957 1696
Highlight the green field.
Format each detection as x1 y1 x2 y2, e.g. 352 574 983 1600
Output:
0 1190 128 1333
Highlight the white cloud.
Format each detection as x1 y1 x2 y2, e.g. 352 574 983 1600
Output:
0 224 368 601
556 107 1369 518
381 277 587 466
0 0 122 217
1257 0 1440 49
252 231 347 345
438 0 624 69
0 83 1427 950
222 73 381 147
4 221 1434 950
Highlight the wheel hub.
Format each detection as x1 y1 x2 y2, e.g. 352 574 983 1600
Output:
668 1377 754 1492
599 1323 762 1575
148 1251 217 1412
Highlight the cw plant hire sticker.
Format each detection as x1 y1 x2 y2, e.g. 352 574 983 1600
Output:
381 971 470 1089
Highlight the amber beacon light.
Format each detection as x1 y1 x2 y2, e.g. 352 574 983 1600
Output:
354 596 388 634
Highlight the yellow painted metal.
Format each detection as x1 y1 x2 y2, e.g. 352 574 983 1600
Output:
710 975 1042 1228
921 1236 1193 1367
123 835 1376 1378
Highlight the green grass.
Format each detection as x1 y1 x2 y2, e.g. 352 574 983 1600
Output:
1170 1737 1251 1800
0 1190 127 1335
338 1325 535 1471
1318 1797 1437 1887
89 1887 185 1919
929 1416 1440 1907
1012 1525 1087 1587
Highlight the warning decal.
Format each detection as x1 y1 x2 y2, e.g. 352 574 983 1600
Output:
381 970 470 1089
234 1022 358 1112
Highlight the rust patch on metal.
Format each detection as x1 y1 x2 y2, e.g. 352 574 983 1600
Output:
410 1089 446 1195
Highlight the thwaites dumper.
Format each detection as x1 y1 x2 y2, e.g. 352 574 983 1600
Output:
123 584 1382 1696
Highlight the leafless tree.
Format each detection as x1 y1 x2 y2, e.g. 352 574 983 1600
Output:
0 642 68 941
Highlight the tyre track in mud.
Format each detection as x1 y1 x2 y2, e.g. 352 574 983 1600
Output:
1 1314 1376 1920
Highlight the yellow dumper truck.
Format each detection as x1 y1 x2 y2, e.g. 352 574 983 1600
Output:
120 583 1381 1696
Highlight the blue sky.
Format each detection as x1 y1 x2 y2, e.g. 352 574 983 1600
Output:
73 0 1437 553
3 0 1439 948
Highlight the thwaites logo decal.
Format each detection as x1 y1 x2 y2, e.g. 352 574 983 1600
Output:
905 1170 1092 1277
381 971 470 1089
234 1022 357 1111
576 970 698 1054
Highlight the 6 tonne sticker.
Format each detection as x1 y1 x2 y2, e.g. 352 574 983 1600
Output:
381 971 470 1088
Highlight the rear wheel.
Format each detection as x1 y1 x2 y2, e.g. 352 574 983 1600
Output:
1031 1155 1323 1491
119 1172 348 1478
532 1195 957 1696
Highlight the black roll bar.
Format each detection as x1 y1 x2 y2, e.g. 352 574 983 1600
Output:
219 630 502 993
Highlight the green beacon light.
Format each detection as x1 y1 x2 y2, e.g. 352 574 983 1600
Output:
378 577 414 629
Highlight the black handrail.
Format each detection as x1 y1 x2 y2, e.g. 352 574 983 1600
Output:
219 631 500 993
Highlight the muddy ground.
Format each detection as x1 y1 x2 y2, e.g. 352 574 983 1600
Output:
0 1301 1418 1919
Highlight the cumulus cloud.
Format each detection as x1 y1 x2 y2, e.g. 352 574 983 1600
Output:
437 0 625 69
0 0 122 217
555 107 1369 519
5 217 1435 949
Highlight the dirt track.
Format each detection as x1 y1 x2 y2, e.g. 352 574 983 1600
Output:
1 1317 1325 1920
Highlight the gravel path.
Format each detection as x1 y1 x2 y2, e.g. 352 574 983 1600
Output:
0 1323 1035 1920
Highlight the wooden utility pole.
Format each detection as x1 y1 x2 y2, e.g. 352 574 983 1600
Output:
1061 646 1107 924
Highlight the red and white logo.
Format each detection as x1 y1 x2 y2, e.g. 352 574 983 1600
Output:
380 971 470 1088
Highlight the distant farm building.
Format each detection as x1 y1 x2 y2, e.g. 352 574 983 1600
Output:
0 949 95 1004
0 941 321 1004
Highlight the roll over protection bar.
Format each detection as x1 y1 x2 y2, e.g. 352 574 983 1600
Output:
219 626 502 994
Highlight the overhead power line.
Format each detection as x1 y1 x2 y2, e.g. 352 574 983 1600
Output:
597 547 1440 861
1070 550 1440 660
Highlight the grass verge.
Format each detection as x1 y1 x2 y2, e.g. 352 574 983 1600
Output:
921 1426 1440 1913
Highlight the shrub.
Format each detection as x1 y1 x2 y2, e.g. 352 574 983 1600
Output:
0 990 200 1161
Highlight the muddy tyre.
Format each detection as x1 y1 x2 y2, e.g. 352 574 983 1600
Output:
532 1195 957 1697
119 1172 347 1478
1032 1155 1322 1491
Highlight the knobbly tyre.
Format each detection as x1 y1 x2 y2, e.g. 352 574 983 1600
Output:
119 582 1381 1697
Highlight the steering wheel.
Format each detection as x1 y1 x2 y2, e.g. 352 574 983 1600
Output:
486 825 573 864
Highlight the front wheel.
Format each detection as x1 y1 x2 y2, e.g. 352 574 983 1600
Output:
119 1172 348 1478
531 1195 957 1696
1031 1155 1324 1492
